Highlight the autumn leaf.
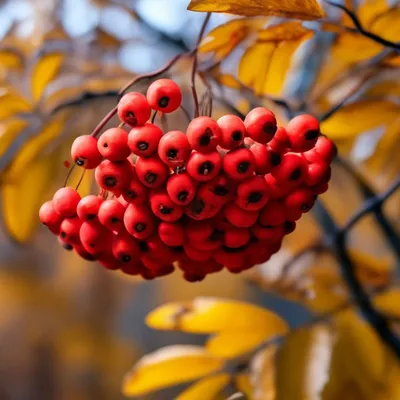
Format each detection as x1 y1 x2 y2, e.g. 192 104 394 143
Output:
188 0 326 20
176 373 230 400
0 119 29 158
0 89 32 120
257 21 313 42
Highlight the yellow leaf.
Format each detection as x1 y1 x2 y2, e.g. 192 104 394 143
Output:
200 18 266 61
258 21 313 41
235 374 254 399
217 73 242 89
122 345 224 396
320 100 400 140
358 0 389 27
31 52 64 102
366 80 400 98
146 297 288 334
374 288 400 318
177 373 230 400
187 0 326 20
368 7 400 45
0 119 29 158
0 89 31 121
206 329 286 358
0 49 24 70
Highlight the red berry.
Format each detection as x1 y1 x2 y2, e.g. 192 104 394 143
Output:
303 135 336 164
224 227 250 248
112 230 139 264
213 247 245 270
39 200 63 234
60 217 82 245
149 189 184 222
284 220 296 234
158 221 186 246
223 202 258 228
259 201 287 226
58 236 73 250
98 199 126 232
186 116 221 153
128 123 163 157
249 143 281 174
251 224 285 241
186 151 221 182
185 194 221 221
158 130 191 167
198 174 236 207
146 78 182 113
97 252 121 270
310 181 329 195
271 152 308 187
183 271 206 282
304 162 330 186
222 147 255 181
121 260 143 276
117 92 151 126
97 128 130 161
95 159 132 193
286 114 320 152
268 126 290 153
121 174 149 205
135 155 169 188
191 235 222 251
235 175 269 211
283 187 315 221
184 243 211 262
124 203 154 239
244 107 277 144
217 114 246 150
53 187 81 218
80 221 112 254
186 220 213 242
166 172 197 205
71 135 103 169
77 195 103 221
146 236 176 264
73 243 97 261
264 174 290 199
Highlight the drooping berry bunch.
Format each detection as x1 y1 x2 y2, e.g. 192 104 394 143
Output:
39 78 336 282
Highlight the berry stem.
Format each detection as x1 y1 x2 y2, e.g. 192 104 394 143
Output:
63 163 76 187
151 110 158 123
191 12 212 118
90 106 118 137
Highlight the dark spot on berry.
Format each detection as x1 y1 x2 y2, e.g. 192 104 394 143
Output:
222 245 247 253
171 245 184 253
248 191 262 203
209 229 222 241
82 253 96 261
199 128 213 147
214 185 229 196
301 203 311 212
159 205 173 215
137 141 148 151
103 143 108 148
232 131 243 142
145 172 157 184
270 152 281 166
139 241 148 252
76 158 85 166
237 161 250 173
190 198 205 214
262 122 277 136
305 129 319 140
87 214 96 220
126 190 137 198
178 191 188 202
105 176 117 187
126 111 137 125
284 221 296 233
135 223 146 232
290 168 302 181
89 243 95 248
111 217 120 223
62 242 73 251
60 231 66 238
167 148 178 159
198 161 213 176
158 96 169 108
121 254 131 263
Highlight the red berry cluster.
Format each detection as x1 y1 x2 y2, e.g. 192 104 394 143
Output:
39 78 335 282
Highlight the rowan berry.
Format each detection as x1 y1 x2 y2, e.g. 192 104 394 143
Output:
98 199 126 232
135 155 170 188
97 128 130 161
222 147 255 181
53 187 81 218
249 142 280 174
60 217 83 245
73 243 97 261
213 247 245 270
224 227 250 248
58 236 73 251
268 126 290 153
166 172 197 205
39 200 63 234
283 220 296 234
186 151 221 182
149 189 183 222
184 243 211 262
95 159 132 192
186 116 222 153
271 152 308 187
124 203 154 239
191 234 222 251
158 221 186 247
97 252 121 270
244 107 277 144
185 194 221 220
310 181 329 195
158 130 191 167
186 219 213 242
286 114 320 152
121 176 149 205
146 236 176 264
112 230 140 264
146 78 182 113
259 201 287 226
283 187 315 220
303 135 337 164
305 161 330 187
196 174 235 207
128 123 163 157
183 271 206 282
223 202 259 228
71 135 103 169
235 175 269 211
117 92 151 126
217 114 246 150
251 223 285 242
80 221 112 254
120 261 143 276
77 195 103 221
264 174 290 199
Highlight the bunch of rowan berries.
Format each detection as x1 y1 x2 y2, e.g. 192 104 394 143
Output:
39 78 335 282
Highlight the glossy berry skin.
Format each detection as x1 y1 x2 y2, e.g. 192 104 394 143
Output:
249 143 281 174
217 114 246 150
97 128 130 161
149 189 183 222
184 243 211 262
259 201 287 226
305 162 330 186
147 236 176 264
284 187 315 221
197 174 235 207
71 135 103 169
213 247 245 270
146 79 182 113
251 224 285 242
135 156 170 189
158 222 186 247
186 116 222 153
60 217 82 245
222 147 255 181
121 175 149 205
186 151 221 182
224 227 250 248
117 92 151 127
235 175 269 211
268 126 290 153
310 181 329 195
264 174 290 199
166 172 197 205
185 194 221 221
112 231 140 264
77 195 103 221
39 200 63 234
80 221 112 255
53 187 81 218
98 199 126 232
73 243 97 261
124 204 154 239
244 107 277 144
95 159 132 192
286 114 320 152
158 131 190 167
223 202 258 228
303 135 336 164
128 123 163 157
186 220 213 242
271 152 308 187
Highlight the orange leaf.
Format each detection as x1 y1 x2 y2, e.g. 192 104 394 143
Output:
258 21 313 41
